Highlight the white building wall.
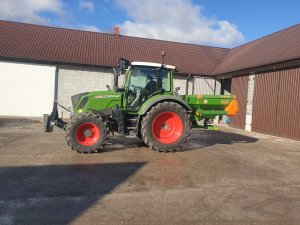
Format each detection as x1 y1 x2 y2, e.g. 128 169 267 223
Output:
57 66 114 117
0 61 55 117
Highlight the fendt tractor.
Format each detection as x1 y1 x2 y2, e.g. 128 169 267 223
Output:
44 53 238 153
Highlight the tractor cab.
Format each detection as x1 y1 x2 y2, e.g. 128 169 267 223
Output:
123 62 176 111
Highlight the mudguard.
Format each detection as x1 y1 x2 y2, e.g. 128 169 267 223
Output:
138 96 192 115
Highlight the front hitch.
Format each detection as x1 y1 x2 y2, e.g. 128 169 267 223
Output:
44 101 68 132
44 115 68 132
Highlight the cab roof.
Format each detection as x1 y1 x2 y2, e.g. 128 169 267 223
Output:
131 61 176 70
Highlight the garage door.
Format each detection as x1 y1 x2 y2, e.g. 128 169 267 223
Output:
251 71 280 136
252 67 300 140
0 61 55 117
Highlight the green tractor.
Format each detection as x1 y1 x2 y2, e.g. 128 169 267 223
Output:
45 55 238 153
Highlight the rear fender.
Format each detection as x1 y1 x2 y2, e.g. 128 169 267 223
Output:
138 96 192 116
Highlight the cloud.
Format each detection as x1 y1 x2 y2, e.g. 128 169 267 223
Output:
0 0 99 33
0 0 64 24
79 24 101 32
79 0 95 12
116 0 244 47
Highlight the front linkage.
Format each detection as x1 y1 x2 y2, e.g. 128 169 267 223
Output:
43 101 68 132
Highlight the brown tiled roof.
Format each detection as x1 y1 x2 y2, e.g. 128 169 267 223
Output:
0 20 229 75
213 24 300 75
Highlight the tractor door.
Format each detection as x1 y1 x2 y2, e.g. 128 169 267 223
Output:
125 66 171 111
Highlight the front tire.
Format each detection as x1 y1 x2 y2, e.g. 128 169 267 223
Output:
141 102 190 152
65 113 108 153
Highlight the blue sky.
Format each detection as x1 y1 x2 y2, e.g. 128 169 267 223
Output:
0 0 299 47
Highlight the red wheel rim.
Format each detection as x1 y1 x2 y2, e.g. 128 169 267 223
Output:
152 111 183 144
75 122 100 146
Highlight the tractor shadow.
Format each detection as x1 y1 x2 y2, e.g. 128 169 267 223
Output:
104 135 146 152
102 129 258 152
182 129 258 151
0 162 145 225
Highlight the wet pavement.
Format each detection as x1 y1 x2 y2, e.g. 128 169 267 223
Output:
0 117 300 225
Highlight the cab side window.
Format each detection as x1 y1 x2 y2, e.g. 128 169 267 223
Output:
161 69 170 92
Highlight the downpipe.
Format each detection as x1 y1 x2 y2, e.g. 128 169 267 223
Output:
185 74 192 95
44 65 69 132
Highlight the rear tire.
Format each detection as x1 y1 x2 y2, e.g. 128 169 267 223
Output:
65 113 108 153
141 102 190 152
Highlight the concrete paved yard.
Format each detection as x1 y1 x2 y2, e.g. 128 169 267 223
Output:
0 117 300 225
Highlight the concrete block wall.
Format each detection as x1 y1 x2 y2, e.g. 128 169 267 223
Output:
214 80 221 95
174 75 219 96
57 65 114 117
173 74 193 95
193 77 216 95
